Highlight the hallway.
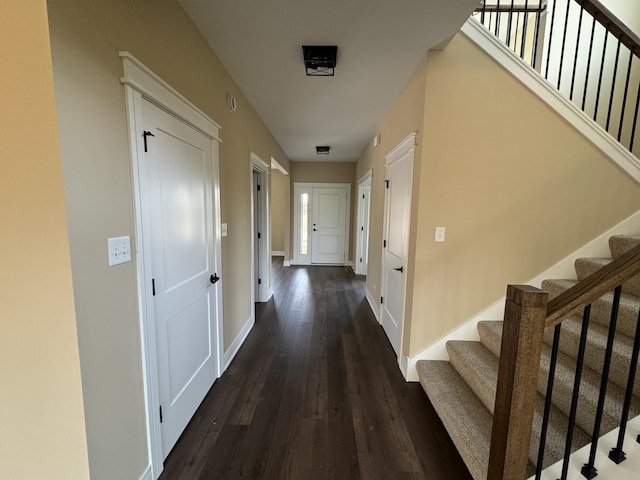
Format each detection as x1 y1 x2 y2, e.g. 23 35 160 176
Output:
159 258 472 480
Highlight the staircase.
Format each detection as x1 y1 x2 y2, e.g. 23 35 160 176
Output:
417 235 640 479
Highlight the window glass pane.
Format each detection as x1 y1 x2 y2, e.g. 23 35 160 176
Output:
300 193 309 255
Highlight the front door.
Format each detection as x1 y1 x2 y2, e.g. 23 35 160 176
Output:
311 187 347 264
143 98 220 458
381 136 414 357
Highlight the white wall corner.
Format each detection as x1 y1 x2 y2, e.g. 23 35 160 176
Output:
405 209 640 382
223 315 255 371
139 465 153 480
460 18 640 185
365 288 381 324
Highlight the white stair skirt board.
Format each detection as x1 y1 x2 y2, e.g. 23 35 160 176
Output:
223 315 254 371
460 18 640 185
532 415 640 480
139 465 152 480
365 288 381 324
405 209 640 382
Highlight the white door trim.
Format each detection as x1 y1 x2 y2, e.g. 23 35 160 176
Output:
380 133 416 353
250 152 271 303
292 182 351 266
355 170 372 275
120 52 224 480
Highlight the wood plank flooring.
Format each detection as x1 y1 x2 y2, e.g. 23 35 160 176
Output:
159 258 472 480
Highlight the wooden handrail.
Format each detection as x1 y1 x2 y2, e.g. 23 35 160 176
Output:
546 243 640 328
580 0 640 54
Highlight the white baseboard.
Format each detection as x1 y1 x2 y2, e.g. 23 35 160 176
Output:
405 209 640 382
223 315 254 371
461 18 640 185
365 287 381 324
347 260 355 271
139 465 152 480
271 250 285 256
266 287 273 301
283 260 291 267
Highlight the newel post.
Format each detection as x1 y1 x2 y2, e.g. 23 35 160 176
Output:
487 285 549 480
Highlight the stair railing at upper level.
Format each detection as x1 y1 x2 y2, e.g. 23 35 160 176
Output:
474 0 640 156
489 243 640 479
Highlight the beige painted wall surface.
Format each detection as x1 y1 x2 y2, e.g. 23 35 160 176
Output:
270 171 289 255
355 55 428 337
290 161 357 261
408 34 640 356
47 0 290 478
0 1 90 479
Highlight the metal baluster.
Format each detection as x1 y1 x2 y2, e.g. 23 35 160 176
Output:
535 323 562 480
609 305 640 463
605 40 622 132
507 0 515 49
570 4 584 101
495 0 501 37
617 50 634 142
582 15 598 111
557 0 572 90
560 304 592 480
531 2 544 70
481 0 486 24
594 28 610 122
581 286 622 479
520 0 530 59
545 0 558 79
630 74 640 151
514 11 521 55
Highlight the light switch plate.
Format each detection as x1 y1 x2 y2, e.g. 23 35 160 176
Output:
221 223 228 237
435 227 446 243
108 236 131 266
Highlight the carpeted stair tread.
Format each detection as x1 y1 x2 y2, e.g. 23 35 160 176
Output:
609 235 640 259
445 340 591 469
478 321 640 434
416 360 494 480
542 278 640 339
576 256 640 299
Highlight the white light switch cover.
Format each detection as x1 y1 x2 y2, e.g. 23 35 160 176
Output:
108 236 131 266
435 227 446 243
221 223 228 237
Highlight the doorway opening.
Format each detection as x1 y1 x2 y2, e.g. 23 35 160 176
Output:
250 153 271 311
355 171 372 275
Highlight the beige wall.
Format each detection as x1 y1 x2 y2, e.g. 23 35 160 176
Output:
47 0 290 478
290 161 357 262
355 55 429 336
407 34 640 357
0 1 90 478
270 171 289 256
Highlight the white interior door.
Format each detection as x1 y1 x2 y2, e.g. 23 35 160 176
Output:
381 136 414 357
253 170 261 299
356 184 371 275
143 99 220 458
311 188 346 264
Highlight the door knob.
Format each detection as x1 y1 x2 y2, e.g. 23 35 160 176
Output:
210 273 220 284
393 266 404 273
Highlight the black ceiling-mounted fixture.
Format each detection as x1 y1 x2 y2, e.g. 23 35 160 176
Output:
316 146 330 155
302 45 337 76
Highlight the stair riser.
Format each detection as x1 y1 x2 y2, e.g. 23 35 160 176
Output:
610 236 640 259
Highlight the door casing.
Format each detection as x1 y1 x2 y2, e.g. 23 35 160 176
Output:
121 52 224 480
250 152 271 303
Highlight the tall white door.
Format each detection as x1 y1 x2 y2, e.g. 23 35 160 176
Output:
381 136 414 357
356 184 371 275
143 99 220 458
311 188 347 264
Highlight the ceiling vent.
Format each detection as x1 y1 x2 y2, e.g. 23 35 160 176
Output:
316 146 331 155
302 46 337 76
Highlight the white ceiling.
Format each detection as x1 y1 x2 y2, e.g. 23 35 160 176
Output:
179 0 480 163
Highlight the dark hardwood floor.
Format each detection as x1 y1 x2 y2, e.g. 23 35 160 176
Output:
159 258 472 480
